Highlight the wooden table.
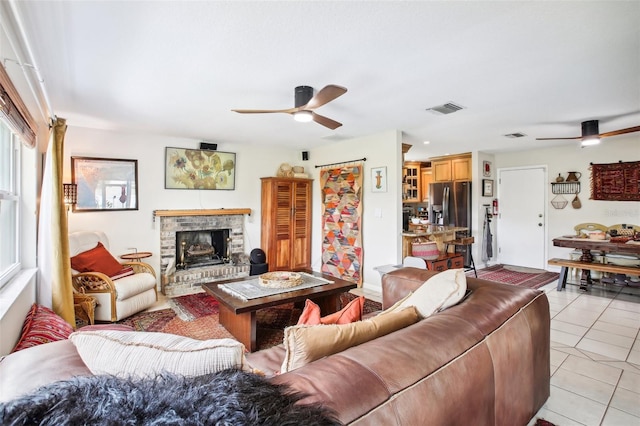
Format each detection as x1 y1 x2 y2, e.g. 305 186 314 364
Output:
551 237 640 290
552 237 640 259
202 271 357 352
120 251 152 262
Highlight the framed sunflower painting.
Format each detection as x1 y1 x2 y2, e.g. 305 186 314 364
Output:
165 147 236 190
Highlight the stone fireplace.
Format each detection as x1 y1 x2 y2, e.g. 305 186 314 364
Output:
157 209 251 296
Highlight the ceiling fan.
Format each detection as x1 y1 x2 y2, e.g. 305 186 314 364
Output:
232 84 347 130
536 120 640 146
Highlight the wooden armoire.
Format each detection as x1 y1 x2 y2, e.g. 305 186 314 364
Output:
260 177 312 271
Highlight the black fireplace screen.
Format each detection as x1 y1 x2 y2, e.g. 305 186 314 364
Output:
176 229 230 269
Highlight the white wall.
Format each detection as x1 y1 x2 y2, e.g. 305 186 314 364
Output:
64 127 404 294
472 151 497 267
308 130 403 293
64 126 300 278
494 137 640 265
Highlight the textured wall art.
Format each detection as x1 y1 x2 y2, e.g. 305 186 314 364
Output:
320 164 363 285
165 147 235 190
590 161 640 201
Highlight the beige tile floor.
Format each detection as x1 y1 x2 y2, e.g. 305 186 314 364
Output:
150 278 639 425
529 280 640 426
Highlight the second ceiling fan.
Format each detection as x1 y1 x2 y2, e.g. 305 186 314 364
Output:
536 120 640 146
232 84 347 130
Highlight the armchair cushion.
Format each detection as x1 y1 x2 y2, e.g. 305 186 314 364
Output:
70 242 123 277
114 273 157 300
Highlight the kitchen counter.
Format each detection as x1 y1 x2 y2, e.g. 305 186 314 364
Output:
402 226 468 258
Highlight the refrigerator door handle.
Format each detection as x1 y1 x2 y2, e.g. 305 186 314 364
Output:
443 186 450 225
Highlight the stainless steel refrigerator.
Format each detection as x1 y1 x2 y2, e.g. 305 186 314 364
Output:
429 181 472 263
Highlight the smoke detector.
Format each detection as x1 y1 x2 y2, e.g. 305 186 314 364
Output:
426 102 465 115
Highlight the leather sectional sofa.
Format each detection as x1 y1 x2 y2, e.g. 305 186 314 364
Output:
0 267 550 425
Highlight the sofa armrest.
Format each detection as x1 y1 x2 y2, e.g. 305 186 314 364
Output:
0 340 91 403
381 267 441 309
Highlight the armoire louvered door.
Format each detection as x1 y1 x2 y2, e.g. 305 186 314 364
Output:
260 177 312 271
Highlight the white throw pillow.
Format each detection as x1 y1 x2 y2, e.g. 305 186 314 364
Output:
386 269 467 318
69 330 252 377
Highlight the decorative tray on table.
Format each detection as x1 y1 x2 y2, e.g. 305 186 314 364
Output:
259 271 304 288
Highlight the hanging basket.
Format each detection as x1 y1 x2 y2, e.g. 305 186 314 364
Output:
551 195 568 209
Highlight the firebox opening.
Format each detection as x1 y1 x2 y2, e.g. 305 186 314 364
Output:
176 229 230 269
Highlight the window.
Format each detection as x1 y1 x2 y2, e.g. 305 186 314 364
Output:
0 120 20 288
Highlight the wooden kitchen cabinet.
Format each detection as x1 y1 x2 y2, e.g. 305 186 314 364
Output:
421 168 432 202
432 160 451 182
432 154 472 182
260 177 312 271
402 162 422 202
452 157 472 181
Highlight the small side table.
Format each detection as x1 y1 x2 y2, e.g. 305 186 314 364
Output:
120 251 152 262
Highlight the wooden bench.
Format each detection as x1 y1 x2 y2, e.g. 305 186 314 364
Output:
548 258 640 291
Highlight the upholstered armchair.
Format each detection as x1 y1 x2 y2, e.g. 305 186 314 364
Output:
69 231 157 322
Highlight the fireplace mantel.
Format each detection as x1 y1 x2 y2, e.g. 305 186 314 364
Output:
153 208 251 218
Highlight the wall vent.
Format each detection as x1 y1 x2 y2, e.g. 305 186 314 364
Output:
504 132 527 138
426 102 465 115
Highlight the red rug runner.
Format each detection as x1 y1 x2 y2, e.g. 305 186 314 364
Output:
471 265 558 289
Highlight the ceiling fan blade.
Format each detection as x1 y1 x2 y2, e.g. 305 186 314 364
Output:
535 136 582 141
599 125 640 138
304 85 347 110
231 107 296 114
312 112 342 130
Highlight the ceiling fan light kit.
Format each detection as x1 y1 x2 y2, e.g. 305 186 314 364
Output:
536 119 640 145
232 84 347 129
581 136 601 147
293 110 313 123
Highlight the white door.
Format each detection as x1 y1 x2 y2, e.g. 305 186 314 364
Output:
497 167 547 269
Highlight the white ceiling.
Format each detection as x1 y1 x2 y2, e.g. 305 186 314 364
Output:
6 1 640 160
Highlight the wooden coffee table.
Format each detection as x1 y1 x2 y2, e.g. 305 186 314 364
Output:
202 271 357 351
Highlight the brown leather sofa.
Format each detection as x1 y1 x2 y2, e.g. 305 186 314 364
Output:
0 267 550 425
249 267 551 425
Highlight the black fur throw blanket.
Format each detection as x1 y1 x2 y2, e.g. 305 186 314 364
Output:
0 369 340 425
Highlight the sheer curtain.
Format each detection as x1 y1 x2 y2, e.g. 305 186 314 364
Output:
37 117 74 325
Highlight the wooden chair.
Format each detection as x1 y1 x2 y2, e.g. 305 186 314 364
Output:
402 256 428 269
573 223 607 236
69 231 158 322
606 223 640 235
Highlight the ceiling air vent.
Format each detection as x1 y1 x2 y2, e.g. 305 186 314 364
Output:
504 132 527 138
426 102 465 115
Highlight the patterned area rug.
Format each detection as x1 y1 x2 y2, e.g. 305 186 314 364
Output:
119 292 381 351
471 264 558 289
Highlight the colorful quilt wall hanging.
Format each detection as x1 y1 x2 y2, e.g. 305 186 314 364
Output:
320 164 363 285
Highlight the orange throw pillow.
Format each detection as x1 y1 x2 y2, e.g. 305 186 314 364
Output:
297 296 364 326
70 242 123 277
296 299 322 325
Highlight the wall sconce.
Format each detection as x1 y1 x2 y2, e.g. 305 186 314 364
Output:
63 183 77 210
